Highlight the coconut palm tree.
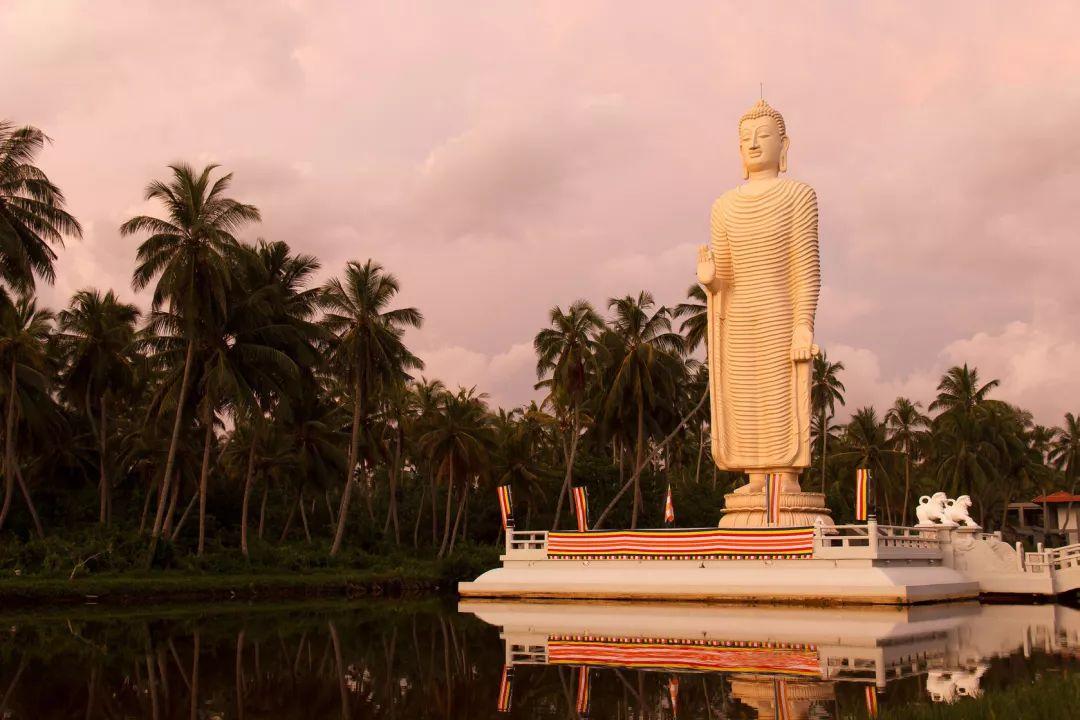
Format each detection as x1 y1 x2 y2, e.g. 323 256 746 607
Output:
56 289 140 524
811 352 846 492
0 121 82 292
885 397 930 524
603 291 685 528
321 260 422 556
533 300 603 529
835 406 901 522
929 364 999 416
1049 413 1080 482
0 293 54 533
417 387 493 557
121 162 260 561
673 284 708 354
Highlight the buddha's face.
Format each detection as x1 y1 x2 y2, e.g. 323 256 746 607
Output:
739 116 788 176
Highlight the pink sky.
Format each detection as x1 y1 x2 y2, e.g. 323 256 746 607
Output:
4 1 1080 423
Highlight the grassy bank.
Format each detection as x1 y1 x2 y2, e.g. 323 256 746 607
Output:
0 531 500 605
874 671 1080 720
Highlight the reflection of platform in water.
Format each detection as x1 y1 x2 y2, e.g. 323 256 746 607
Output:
463 600 1080 716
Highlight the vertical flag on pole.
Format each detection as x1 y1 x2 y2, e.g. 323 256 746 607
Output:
765 473 782 526
668 676 680 718
664 485 675 526
864 686 879 718
575 666 591 716
497 485 514 530
773 679 791 720
496 665 514 713
855 468 870 522
571 486 589 532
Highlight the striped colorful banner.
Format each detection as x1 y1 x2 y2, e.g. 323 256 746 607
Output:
774 679 791 720
664 485 675 525
546 527 815 559
496 665 513 713
547 637 821 676
765 473 783 525
572 486 589 532
575 666 591 716
864 686 879 717
855 468 870 522
497 485 514 530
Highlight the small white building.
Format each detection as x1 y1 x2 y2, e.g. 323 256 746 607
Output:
1032 492 1080 545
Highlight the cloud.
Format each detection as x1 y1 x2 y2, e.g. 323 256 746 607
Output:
3 1 1078 424
417 341 537 409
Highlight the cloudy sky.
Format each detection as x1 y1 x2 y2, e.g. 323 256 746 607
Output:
4 1 1079 423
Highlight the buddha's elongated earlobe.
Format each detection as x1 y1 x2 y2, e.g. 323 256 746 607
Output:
779 136 790 174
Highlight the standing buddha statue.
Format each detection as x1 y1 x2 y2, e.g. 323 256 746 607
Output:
696 99 832 527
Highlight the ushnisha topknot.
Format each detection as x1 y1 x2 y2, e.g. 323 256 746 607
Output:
738 99 786 137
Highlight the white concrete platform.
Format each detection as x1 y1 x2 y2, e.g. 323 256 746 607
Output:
459 522 982 606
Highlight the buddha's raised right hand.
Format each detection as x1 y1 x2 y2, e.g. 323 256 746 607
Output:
696 244 716 286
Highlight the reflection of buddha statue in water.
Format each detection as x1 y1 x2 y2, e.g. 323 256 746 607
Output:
697 100 830 526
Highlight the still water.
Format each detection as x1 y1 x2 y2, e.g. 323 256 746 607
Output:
0 598 1077 718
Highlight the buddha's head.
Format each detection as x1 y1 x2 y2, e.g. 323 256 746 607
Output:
738 99 789 179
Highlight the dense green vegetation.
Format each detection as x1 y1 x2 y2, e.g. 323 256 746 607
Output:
1 120 1078 583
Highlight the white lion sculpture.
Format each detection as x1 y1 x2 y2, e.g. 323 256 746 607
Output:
943 495 980 528
915 492 949 526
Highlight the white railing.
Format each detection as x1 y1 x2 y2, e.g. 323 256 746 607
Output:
1026 543 1080 574
506 530 548 558
815 521 942 560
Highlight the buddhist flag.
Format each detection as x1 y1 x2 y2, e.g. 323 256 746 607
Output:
774 679 791 720
496 665 514 713
497 485 515 530
855 468 871 522
664 485 675 526
864 686 879 718
572 486 589 532
765 473 782 526
668 676 680 718
575 666 591 716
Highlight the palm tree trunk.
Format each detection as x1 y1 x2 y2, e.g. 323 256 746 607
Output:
258 485 268 539
98 394 109 525
162 478 181 538
299 489 312 542
240 433 259 557
330 377 363 556
171 492 198 541
0 358 18 532
632 399 645 529
551 413 580 530
448 482 467 555
14 465 43 538
196 402 214 556
280 493 298 543
139 471 154 534
902 454 911 525
820 408 828 494
413 484 427 548
147 339 196 565
438 462 455 558
430 471 439 545
695 424 705 485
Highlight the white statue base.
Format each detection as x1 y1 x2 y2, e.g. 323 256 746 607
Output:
721 472 833 528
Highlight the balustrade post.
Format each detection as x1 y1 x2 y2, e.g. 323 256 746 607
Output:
868 516 879 557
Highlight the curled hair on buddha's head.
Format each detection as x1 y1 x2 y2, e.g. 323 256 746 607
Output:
738 99 789 178
738 99 786 137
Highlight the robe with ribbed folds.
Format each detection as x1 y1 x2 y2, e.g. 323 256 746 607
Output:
705 178 819 471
